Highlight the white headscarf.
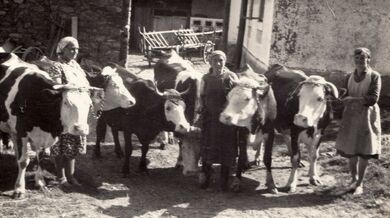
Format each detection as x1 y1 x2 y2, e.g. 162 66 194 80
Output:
56 36 79 54
208 50 226 63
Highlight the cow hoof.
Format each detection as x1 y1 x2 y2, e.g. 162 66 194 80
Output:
39 186 50 193
159 143 166 150
199 173 210 189
310 177 322 186
175 163 182 169
115 152 124 159
288 186 297 193
255 160 260 166
12 191 25 199
94 152 102 159
267 187 279 194
230 178 241 192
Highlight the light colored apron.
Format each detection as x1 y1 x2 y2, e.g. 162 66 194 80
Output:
336 70 381 156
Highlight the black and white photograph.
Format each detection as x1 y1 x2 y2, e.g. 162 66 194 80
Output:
0 0 389 217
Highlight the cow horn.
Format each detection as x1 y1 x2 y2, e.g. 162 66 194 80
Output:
152 81 164 96
179 84 192 96
53 84 78 90
325 82 339 99
88 87 104 91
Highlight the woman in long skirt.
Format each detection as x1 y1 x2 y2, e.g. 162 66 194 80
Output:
336 47 382 195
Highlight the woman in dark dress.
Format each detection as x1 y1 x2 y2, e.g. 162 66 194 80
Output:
198 50 239 191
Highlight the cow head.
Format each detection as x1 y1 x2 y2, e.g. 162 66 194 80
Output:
51 84 93 136
100 66 136 110
220 68 271 133
161 89 191 133
292 75 339 128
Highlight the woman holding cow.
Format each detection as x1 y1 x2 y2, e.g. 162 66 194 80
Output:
336 47 382 195
198 50 242 191
48 36 90 188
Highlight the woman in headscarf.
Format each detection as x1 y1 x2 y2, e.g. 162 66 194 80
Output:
48 36 89 187
336 47 382 195
198 50 239 191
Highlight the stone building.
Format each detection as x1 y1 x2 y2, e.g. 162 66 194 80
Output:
0 0 125 64
228 0 390 106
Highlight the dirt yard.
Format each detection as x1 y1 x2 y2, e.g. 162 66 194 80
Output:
0 55 389 218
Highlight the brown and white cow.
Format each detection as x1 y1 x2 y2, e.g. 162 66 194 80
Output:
0 53 98 198
266 64 339 193
219 65 277 193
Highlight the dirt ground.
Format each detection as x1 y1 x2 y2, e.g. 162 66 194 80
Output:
0 54 389 218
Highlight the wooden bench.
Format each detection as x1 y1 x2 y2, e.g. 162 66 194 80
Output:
138 27 221 67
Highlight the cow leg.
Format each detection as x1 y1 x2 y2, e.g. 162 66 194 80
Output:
308 134 322 186
2 131 10 149
175 140 183 168
12 135 29 199
139 141 150 173
282 133 305 168
263 131 278 194
94 118 107 158
112 128 124 158
220 165 231 191
252 141 262 166
237 128 250 171
285 129 301 193
199 163 212 189
122 132 133 177
34 150 47 191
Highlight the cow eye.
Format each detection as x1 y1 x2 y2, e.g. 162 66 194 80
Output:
166 106 171 111
317 97 324 102
245 97 250 102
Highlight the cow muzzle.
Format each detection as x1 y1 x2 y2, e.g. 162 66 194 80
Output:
293 114 311 128
183 167 200 176
73 124 89 136
176 123 190 134
219 113 234 125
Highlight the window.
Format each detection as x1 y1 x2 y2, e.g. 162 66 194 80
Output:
249 0 254 18
259 0 265 22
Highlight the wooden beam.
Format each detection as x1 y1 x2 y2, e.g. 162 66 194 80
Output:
234 0 248 70
119 0 132 66
222 0 231 53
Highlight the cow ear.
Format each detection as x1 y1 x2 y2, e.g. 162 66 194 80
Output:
325 82 339 99
255 85 269 97
40 88 61 102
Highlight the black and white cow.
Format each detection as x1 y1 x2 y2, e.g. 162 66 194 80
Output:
154 50 203 174
0 53 97 198
93 67 191 176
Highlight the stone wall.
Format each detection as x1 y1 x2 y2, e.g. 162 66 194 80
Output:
270 0 390 76
0 0 124 65
270 0 390 108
